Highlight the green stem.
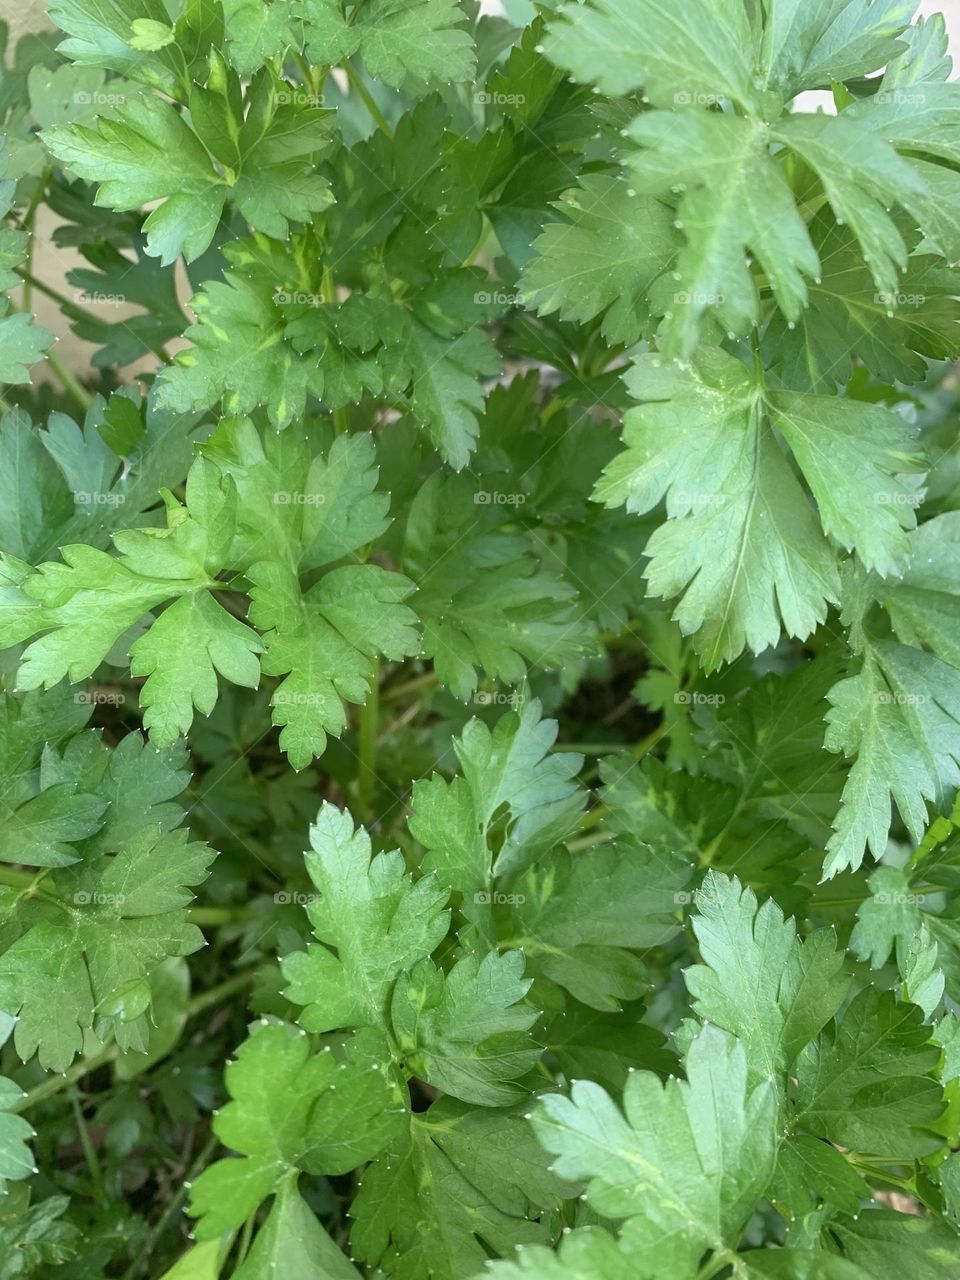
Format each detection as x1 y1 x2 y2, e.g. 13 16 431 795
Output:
0 867 34 890
44 347 94 412
19 166 51 314
15 269 116 331
343 60 391 134
17 1043 119 1114
356 661 380 821
381 670 436 703
70 1086 108 1206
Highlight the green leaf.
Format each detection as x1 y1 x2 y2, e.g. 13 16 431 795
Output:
409 698 586 900
391 950 540 1105
481 1228 642 1280
625 111 820 356
0 825 212 1071
512 843 688 1010
764 216 960 391
249 561 418 770
759 0 915 98
190 1020 401 1237
829 1208 960 1278
0 1013 34 1192
46 0 203 95
301 0 475 90
0 311 54 385
686 872 849 1084
544 0 762 109
234 1171 361 1280
795 987 944 1158
351 1099 566 1279
533 1023 779 1276
129 591 263 744
391 321 501 470
825 514 960 876
403 474 593 695
43 95 226 265
594 348 842 666
281 803 450 1034
520 174 680 345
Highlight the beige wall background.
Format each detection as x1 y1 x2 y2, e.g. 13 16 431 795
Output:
8 0 960 387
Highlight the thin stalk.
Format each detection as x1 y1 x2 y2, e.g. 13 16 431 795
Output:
343 60 391 134
381 670 437 703
19 166 52 313
70 1086 107 1207
44 347 94 412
